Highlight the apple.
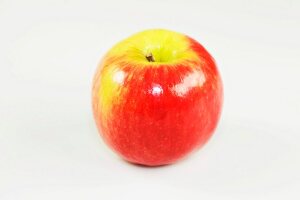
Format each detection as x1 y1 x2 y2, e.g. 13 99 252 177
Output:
92 29 223 166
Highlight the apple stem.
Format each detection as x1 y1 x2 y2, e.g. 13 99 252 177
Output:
146 53 155 62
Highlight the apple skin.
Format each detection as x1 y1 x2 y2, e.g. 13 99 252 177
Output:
92 29 223 166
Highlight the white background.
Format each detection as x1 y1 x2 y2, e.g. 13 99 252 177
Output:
0 0 300 199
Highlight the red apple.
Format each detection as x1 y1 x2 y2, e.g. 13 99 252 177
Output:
92 29 223 166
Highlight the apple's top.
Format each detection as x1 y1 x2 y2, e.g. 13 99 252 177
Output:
105 29 201 66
